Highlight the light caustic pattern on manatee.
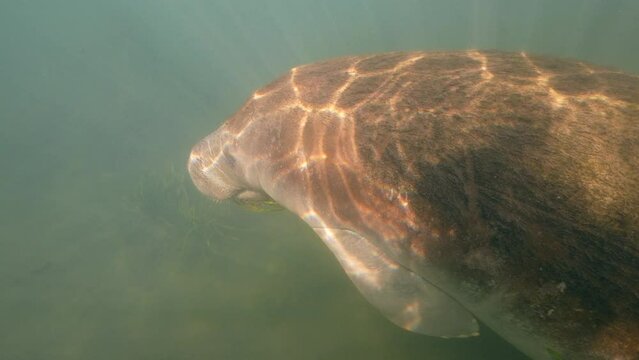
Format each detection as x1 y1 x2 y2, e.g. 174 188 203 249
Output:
235 55 431 243
189 50 639 360
304 210 479 337
222 50 637 249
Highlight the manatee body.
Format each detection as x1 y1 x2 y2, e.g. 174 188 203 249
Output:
188 51 639 359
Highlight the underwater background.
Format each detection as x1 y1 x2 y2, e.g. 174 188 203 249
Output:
1 0 638 359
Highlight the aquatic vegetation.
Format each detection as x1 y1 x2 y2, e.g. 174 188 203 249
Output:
126 164 242 251
547 347 564 360
126 163 297 273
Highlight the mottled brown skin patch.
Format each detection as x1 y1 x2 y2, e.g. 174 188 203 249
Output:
411 53 481 73
355 53 411 73
528 55 591 74
337 75 387 109
398 72 483 112
346 52 638 360
294 57 354 106
199 51 639 359
485 51 539 79
550 73 602 95
599 73 639 103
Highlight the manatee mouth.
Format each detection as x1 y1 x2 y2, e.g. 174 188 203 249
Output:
232 190 283 212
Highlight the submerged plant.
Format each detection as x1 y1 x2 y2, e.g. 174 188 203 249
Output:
127 164 239 250
126 163 288 271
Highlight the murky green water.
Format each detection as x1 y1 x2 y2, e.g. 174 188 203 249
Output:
1 1 637 359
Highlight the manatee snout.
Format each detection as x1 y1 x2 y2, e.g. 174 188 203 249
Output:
188 134 240 201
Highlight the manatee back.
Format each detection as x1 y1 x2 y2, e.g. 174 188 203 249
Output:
344 51 639 358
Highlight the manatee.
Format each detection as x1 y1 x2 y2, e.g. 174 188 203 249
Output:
187 51 639 359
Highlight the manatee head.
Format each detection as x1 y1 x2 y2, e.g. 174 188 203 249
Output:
187 67 318 214
187 110 286 212
187 127 265 207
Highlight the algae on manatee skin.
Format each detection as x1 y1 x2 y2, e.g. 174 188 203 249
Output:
233 197 284 213
546 347 564 360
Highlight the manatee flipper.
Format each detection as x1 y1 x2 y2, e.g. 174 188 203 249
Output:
312 227 479 338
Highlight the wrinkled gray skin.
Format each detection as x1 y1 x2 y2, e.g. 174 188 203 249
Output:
189 51 639 360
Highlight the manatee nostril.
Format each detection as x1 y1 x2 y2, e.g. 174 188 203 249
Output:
187 152 204 176
187 146 217 197
188 138 216 173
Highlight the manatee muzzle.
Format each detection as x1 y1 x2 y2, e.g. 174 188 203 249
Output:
188 136 241 201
